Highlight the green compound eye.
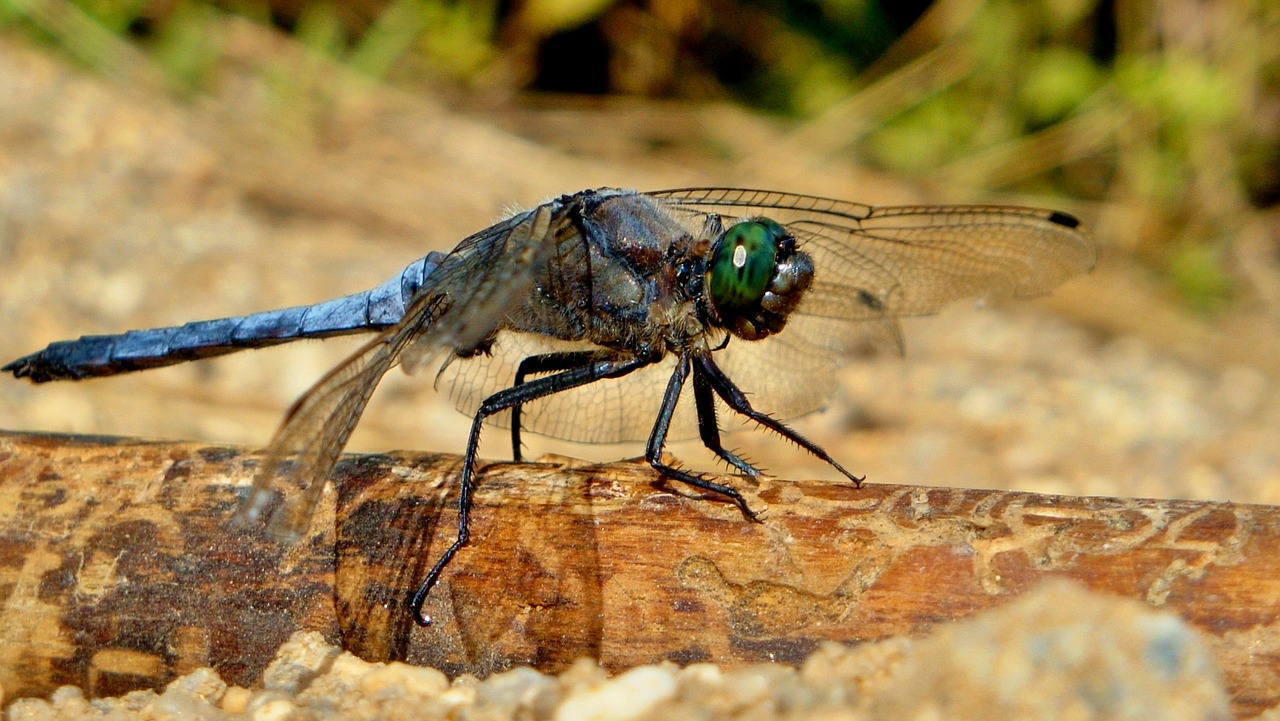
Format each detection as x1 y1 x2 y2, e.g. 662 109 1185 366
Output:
707 218 785 318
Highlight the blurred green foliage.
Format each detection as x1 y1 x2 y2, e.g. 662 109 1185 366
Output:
1 0 1275 312
148 1 222 92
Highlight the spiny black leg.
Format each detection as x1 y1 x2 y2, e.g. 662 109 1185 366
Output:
695 352 864 487
645 354 760 521
510 351 604 462
411 354 649 626
693 363 763 477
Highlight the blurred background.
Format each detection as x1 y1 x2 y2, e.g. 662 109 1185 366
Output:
0 0 1277 504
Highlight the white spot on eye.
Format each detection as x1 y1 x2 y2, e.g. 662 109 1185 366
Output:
733 244 748 268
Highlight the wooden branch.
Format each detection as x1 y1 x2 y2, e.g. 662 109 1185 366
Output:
0 430 1277 716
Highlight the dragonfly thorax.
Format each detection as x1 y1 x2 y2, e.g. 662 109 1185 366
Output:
704 218 814 341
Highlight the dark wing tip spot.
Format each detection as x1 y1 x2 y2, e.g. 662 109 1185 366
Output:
857 289 885 312
1047 210 1081 229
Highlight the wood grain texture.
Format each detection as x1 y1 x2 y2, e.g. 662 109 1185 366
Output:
0 430 1277 716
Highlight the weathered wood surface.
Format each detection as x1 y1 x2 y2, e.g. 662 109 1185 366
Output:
0 430 1277 715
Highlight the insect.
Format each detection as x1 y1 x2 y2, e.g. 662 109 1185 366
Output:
4 187 1096 625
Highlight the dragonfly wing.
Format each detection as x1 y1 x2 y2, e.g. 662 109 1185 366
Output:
234 300 436 541
434 330 703 444
706 312 902 422
650 188 1097 316
649 188 1096 421
789 208 1095 319
400 203 557 370
236 203 559 539
433 317 897 445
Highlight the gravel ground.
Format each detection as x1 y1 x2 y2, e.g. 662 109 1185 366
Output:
4 583 1231 721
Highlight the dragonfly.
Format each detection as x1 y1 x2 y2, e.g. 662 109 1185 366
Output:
4 187 1096 625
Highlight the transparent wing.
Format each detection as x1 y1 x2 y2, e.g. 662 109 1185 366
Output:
234 318 424 541
401 204 556 370
434 313 901 444
649 188 1097 315
651 188 1097 423
435 331 703 443
235 203 559 539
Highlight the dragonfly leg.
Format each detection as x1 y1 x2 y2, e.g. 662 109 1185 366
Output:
510 350 609 462
646 354 761 521
411 354 649 626
695 352 864 487
692 363 764 477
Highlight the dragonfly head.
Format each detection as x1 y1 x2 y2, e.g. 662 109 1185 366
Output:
705 218 814 341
